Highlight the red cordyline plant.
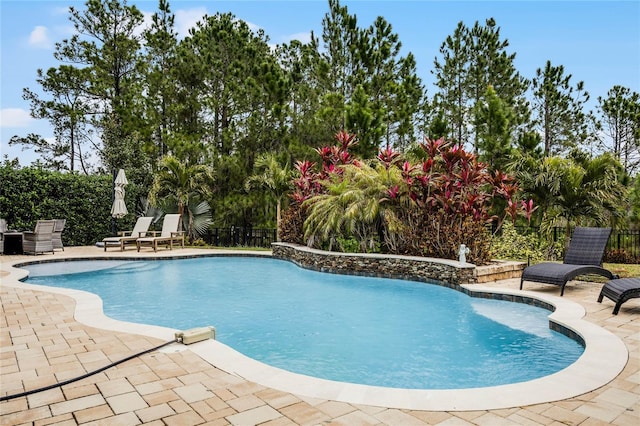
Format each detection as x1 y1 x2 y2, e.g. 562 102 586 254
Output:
281 132 534 264
379 137 535 262
377 147 403 170
281 132 361 245
291 160 320 204
521 199 538 225
292 132 360 204
316 132 360 174
401 137 532 225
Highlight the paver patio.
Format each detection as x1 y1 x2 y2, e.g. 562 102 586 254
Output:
1 247 638 425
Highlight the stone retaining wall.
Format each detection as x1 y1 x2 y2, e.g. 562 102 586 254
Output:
271 242 477 285
475 260 526 283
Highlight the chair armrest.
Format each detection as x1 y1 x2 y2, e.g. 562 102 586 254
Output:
117 231 132 237
22 232 36 241
171 231 185 237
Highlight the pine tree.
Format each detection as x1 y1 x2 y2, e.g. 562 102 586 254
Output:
432 21 470 145
276 38 328 155
433 19 528 151
597 86 640 175
465 19 529 151
531 60 591 156
141 0 179 167
56 0 146 171
318 0 423 157
12 66 93 173
175 12 284 162
474 85 514 171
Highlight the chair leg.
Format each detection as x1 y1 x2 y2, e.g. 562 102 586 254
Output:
519 278 524 290
612 302 622 315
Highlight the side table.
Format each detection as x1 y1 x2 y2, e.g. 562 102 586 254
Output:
3 232 24 255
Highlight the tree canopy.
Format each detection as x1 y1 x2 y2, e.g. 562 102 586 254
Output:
8 0 638 234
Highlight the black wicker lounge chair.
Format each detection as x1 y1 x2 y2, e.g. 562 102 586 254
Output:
597 277 640 314
520 227 617 296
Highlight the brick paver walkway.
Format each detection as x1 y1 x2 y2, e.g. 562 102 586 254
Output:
1 247 638 425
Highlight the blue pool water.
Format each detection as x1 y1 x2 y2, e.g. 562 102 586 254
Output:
23 257 584 389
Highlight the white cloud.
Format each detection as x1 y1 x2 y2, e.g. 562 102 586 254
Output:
28 26 52 49
282 32 313 44
175 7 208 38
0 108 33 128
133 10 155 38
52 6 69 16
243 20 261 34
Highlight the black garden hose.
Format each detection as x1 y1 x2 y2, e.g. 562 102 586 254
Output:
0 337 180 402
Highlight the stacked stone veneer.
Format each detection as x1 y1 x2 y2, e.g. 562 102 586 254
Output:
272 242 477 286
475 260 526 283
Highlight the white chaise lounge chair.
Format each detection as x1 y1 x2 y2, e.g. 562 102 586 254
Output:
103 216 153 251
136 214 184 252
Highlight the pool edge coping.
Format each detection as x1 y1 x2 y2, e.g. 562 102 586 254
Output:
0 252 629 411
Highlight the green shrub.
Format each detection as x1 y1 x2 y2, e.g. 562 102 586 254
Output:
490 222 546 263
189 238 208 247
335 235 381 253
0 163 146 246
336 236 360 253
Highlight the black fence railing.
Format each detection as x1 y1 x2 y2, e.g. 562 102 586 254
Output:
202 227 277 248
504 225 640 263
605 229 640 263
200 225 639 262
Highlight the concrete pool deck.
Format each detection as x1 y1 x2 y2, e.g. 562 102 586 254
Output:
1 247 639 425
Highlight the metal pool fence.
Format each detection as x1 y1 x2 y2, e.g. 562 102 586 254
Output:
603 229 640 263
202 227 277 248
506 226 640 264
200 226 639 263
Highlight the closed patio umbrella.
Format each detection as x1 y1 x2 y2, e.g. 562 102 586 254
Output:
110 169 128 219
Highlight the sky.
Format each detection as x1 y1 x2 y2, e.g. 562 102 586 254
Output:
1 0 639 166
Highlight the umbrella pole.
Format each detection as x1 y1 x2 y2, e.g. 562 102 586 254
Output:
111 169 116 235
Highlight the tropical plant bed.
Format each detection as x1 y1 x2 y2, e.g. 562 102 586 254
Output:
281 135 536 267
272 242 524 285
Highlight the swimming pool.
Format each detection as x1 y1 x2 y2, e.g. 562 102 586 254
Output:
22 256 584 390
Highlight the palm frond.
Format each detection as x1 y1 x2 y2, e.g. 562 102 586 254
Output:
186 200 212 238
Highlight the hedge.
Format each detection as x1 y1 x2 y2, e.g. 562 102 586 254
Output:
0 164 146 246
